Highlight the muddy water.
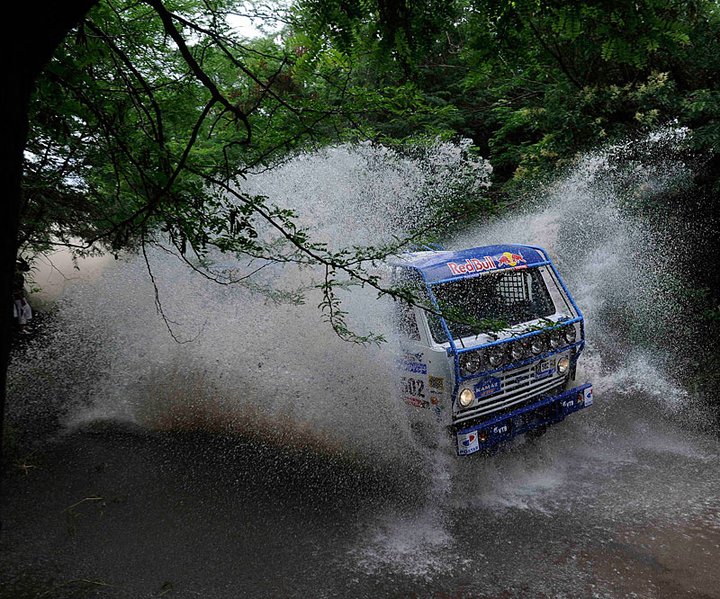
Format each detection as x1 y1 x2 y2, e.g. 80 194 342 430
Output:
2 410 718 598
3 134 719 598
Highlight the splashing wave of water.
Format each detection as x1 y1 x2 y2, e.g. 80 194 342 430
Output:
8 130 720 592
10 132 702 456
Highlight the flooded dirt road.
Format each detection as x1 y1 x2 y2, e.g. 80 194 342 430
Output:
3 136 719 597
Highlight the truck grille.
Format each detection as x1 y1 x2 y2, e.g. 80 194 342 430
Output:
454 361 566 425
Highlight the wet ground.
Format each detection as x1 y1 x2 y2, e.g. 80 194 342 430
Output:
2 401 719 599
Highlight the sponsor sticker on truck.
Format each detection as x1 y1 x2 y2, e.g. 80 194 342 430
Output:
457 431 480 456
474 377 501 398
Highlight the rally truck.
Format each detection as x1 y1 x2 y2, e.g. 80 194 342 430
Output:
388 244 593 456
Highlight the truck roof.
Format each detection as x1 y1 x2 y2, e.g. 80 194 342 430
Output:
388 244 548 283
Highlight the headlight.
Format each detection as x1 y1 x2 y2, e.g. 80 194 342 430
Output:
460 352 482 376
549 330 563 349
458 388 475 408
488 347 505 367
510 342 526 361
557 356 570 374
530 337 544 355
564 325 577 344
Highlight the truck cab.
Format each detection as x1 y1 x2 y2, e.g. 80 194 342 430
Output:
389 244 593 455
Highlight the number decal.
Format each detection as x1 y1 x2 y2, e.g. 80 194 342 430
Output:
401 377 426 398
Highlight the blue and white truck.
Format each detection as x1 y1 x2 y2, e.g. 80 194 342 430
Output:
388 244 593 455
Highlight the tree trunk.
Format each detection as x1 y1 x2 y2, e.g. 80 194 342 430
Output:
0 0 98 530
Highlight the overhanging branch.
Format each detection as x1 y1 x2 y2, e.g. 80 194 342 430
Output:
144 0 252 145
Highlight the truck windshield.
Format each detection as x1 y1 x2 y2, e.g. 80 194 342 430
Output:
428 267 556 342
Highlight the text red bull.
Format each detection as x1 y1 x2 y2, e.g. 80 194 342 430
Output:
447 256 495 276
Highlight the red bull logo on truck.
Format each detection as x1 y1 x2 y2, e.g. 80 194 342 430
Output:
497 252 525 267
447 252 526 276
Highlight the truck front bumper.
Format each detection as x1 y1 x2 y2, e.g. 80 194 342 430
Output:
455 383 593 456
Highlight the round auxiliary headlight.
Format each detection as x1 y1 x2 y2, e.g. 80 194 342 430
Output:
459 388 475 408
549 331 563 349
488 348 505 368
564 325 577 344
460 352 482 376
510 342 525 361
530 338 544 355
557 356 570 374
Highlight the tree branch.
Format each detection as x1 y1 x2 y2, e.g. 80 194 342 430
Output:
144 0 252 145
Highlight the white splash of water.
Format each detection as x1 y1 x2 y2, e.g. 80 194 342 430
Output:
13 140 488 461
9 130 719 586
349 129 719 578
11 130 703 460
349 448 457 580
242 141 492 249
453 127 695 415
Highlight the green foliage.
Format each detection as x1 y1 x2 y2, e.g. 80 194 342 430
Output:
24 0 463 258
282 0 720 369
19 0 477 344
296 0 720 196
21 0 720 345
